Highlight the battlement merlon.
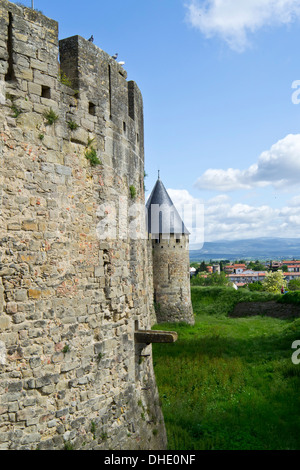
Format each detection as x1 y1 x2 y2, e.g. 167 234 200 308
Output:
59 35 144 145
0 0 58 39
0 0 58 83
0 0 144 154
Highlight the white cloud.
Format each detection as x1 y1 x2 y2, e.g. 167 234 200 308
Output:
185 0 300 51
167 188 205 245
288 195 300 207
167 188 300 242
195 134 300 192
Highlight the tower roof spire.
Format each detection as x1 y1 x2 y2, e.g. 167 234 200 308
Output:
146 177 189 236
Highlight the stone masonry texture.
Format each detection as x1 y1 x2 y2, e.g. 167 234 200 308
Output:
0 0 167 450
152 234 194 325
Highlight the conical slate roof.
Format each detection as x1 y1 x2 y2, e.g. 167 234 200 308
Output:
146 176 190 236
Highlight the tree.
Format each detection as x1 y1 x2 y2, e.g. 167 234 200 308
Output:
199 261 207 273
263 270 287 294
247 260 265 271
191 271 231 287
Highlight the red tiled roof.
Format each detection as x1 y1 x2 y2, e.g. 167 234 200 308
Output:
284 272 300 276
228 272 266 276
283 260 300 264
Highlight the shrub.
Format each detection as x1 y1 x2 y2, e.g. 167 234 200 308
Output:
191 286 280 317
248 281 264 291
277 291 300 305
288 279 300 291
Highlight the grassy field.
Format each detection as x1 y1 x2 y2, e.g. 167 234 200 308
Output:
152 287 300 450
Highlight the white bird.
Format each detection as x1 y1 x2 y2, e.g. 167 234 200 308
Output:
112 53 118 60
118 61 125 66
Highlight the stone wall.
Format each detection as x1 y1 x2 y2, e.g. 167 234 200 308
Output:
0 0 166 450
230 301 300 319
152 234 194 325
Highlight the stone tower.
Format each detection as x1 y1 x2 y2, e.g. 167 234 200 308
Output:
146 176 194 325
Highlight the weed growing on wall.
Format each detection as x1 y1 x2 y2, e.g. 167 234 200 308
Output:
44 108 59 125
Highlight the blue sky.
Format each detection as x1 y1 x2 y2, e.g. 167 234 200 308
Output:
12 0 300 243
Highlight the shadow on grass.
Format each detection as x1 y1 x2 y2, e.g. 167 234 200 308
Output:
153 320 300 364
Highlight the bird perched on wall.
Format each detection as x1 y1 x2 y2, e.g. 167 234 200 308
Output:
112 53 118 60
88 35 94 42
118 61 125 66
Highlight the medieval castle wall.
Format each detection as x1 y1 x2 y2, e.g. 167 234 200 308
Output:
0 0 166 450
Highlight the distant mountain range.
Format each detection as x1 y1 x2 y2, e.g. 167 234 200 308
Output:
189 238 300 262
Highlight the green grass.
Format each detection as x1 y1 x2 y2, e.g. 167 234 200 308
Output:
152 286 300 450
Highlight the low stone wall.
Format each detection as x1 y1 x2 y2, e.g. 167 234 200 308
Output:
230 301 300 319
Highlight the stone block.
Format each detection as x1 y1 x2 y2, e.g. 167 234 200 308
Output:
28 289 42 300
0 315 10 331
28 82 42 96
6 303 17 314
21 221 38 231
55 164 72 176
30 58 48 73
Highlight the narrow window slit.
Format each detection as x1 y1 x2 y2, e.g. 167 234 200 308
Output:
41 86 51 99
89 102 96 116
128 81 135 120
108 65 112 119
5 12 16 82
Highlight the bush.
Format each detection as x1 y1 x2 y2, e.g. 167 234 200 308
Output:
191 286 279 317
288 279 300 291
248 281 264 291
277 291 300 305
